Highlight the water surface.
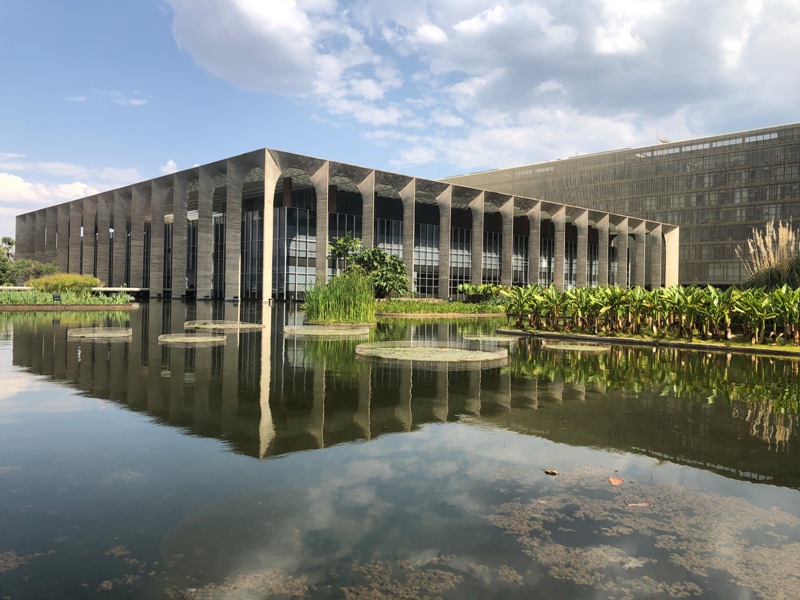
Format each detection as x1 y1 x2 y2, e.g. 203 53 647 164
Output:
1 303 799 599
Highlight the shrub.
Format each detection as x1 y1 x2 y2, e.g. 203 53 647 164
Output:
304 270 376 323
28 273 101 293
737 220 800 289
4 259 59 285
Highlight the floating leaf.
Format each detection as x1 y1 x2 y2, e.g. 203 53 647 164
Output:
542 469 559 476
608 477 624 486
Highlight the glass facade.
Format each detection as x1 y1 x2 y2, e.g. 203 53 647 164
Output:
240 209 263 301
450 227 471 296
273 207 317 301
512 234 528 286
444 123 800 286
414 223 439 298
482 231 501 285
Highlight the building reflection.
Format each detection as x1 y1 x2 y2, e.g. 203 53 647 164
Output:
9 304 800 490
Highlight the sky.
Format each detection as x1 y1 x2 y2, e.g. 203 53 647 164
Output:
1 0 799 238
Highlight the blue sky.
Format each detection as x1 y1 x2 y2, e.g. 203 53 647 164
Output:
2 0 799 237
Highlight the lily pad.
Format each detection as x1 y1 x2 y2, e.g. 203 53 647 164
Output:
284 325 371 338
158 333 226 347
67 327 132 340
355 341 508 370
184 320 263 331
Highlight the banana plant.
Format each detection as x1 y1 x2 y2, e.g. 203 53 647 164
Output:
500 285 534 329
732 288 775 344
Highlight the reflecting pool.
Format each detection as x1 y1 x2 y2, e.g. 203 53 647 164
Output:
1 302 799 599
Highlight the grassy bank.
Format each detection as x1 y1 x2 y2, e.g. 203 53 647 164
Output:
376 299 504 315
0 290 133 306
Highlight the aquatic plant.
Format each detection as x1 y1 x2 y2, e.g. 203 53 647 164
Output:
304 270 376 323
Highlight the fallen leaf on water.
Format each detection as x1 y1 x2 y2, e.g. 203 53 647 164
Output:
624 502 651 507
608 477 624 486
542 469 559 476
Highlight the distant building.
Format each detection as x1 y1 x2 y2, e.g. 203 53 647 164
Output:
14 150 676 300
443 122 800 286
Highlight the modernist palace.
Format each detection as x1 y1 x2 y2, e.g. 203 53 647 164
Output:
14 149 678 301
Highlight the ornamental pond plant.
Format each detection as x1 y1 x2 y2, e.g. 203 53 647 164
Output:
498 283 800 346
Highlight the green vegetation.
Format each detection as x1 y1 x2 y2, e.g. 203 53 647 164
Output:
28 273 101 293
328 236 407 298
376 299 504 315
304 270 376 323
737 219 800 289
0 237 12 284
499 283 800 346
506 342 800 415
0 236 60 286
6 259 59 285
457 283 505 304
0 289 132 305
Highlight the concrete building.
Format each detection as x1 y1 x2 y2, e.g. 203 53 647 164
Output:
443 122 800 286
14 149 677 300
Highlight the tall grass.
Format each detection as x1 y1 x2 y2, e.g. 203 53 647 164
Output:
737 219 800 289
0 290 132 305
304 271 376 323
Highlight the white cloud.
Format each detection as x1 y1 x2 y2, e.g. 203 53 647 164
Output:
412 23 448 45
167 0 319 94
160 159 179 175
0 154 143 236
65 95 88 102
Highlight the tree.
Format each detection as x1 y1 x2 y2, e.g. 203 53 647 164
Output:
342 243 407 299
0 237 13 285
328 233 361 274
10 259 58 285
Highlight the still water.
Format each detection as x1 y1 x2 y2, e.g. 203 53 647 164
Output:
1 302 799 599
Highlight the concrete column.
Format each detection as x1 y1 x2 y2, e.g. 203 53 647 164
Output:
356 364 371 439
14 215 31 260
634 221 647 287
664 227 680 287
57 205 70 272
149 180 167 297
436 186 452 299
34 211 46 263
197 166 214 298
259 308 275 458
96 194 111 284
470 192 484 285
597 214 609 286
172 172 189 296
500 197 514 287
81 197 97 277
147 301 165 412
262 150 282 301
575 210 589 288
311 161 330 288
225 160 246 300
357 171 375 248
650 224 664 288
527 203 541 286
616 218 629 287
45 207 58 264
553 206 566 291
126 309 144 409
112 191 129 285
130 185 146 287
399 179 416 292
68 201 83 274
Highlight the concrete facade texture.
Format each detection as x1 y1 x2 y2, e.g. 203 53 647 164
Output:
15 149 676 300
